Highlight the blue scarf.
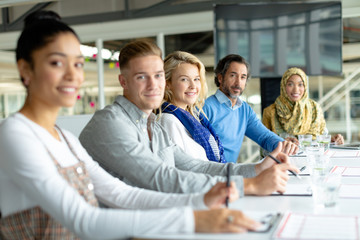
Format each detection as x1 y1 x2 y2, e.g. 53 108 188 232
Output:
161 102 226 163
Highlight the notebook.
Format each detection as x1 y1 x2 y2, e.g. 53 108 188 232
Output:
331 143 360 150
273 212 360 240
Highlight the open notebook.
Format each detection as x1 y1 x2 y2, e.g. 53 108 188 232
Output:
272 183 312 196
273 212 360 240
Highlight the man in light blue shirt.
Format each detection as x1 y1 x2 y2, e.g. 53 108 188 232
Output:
203 54 298 163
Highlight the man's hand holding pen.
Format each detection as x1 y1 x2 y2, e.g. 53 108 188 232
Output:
243 142 300 195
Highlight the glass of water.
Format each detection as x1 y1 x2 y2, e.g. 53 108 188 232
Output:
298 134 312 151
316 134 331 152
311 171 341 208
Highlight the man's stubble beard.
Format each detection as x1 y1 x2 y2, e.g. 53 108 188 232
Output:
221 84 244 99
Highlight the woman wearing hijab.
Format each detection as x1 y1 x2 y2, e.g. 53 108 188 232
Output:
262 67 343 144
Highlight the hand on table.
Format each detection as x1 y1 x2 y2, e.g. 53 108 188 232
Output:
331 134 344 145
194 208 260 233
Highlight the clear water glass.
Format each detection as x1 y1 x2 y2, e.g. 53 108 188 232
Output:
309 154 330 175
306 145 325 157
316 135 331 151
311 171 341 208
298 134 312 151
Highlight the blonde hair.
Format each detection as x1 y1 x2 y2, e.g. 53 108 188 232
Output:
163 51 208 118
119 39 162 72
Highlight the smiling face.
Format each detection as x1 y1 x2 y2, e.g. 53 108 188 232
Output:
218 62 248 105
285 74 305 102
120 55 165 115
167 63 201 109
20 32 84 109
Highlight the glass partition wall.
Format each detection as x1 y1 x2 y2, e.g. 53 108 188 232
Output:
0 30 359 163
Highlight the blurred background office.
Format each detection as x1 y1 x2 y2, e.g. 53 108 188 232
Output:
0 0 359 163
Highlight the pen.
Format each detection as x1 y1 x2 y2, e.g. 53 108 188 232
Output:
300 166 306 172
225 164 231 208
267 154 302 180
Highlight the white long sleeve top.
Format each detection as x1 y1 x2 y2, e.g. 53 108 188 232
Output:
0 113 207 239
159 113 208 161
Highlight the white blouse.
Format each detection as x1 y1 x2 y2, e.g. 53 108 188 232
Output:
159 113 209 161
0 113 208 239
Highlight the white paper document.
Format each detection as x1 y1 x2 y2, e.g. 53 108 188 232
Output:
331 166 360 176
339 184 360 198
287 168 309 176
289 157 310 175
325 149 360 158
272 183 312 196
273 212 360 240
242 211 281 233
297 166 310 175
292 151 307 157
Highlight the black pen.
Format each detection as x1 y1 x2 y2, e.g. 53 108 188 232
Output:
267 154 302 179
300 166 306 172
225 164 231 208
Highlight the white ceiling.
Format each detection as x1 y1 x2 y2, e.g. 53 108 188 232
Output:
0 0 56 8
0 0 359 50
0 0 359 94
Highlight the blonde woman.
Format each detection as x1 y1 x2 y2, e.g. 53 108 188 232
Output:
159 51 226 163
262 67 344 144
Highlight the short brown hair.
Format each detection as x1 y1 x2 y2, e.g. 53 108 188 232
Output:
118 40 162 72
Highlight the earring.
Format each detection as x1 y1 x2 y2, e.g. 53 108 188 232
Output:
23 78 30 86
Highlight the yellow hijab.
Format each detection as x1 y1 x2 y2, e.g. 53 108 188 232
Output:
274 67 326 138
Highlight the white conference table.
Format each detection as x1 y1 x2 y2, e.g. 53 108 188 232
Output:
133 151 360 240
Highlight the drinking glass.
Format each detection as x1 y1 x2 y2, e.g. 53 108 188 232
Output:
306 145 325 156
316 135 331 152
298 134 312 151
309 154 330 175
311 171 341 208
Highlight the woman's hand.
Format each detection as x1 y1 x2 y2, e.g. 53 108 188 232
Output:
285 136 299 145
281 140 299 155
204 182 239 209
331 134 344 145
194 209 260 233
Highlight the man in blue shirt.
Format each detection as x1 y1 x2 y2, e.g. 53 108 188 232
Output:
203 54 298 163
